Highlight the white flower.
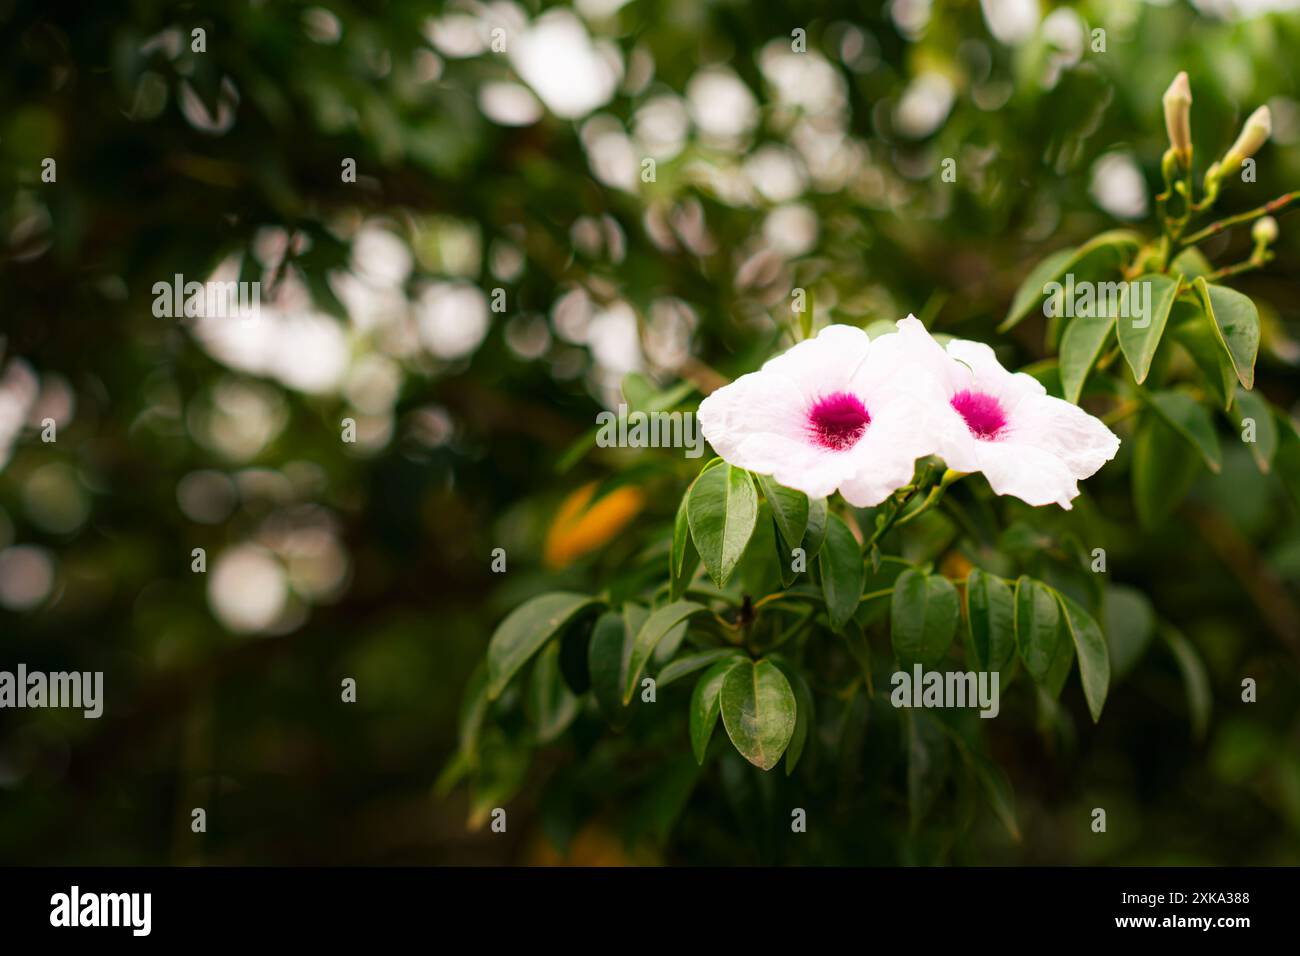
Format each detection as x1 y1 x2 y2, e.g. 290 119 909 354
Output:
697 323 935 506
892 319 1120 509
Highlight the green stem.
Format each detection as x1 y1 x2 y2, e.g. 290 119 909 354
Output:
1204 251 1273 282
711 614 744 642
866 498 905 547
892 469 967 529
751 590 821 612
1180 191 1300 248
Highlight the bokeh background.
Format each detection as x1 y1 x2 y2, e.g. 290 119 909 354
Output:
2 0 1299 865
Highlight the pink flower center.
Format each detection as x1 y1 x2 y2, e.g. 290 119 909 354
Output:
807 392 870 451
951 390 1006 440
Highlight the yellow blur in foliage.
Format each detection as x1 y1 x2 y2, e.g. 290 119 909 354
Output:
544 482 645 569
940 550 974 583
526 822 660 866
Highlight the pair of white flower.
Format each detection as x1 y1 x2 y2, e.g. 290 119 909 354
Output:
697 317 1120 510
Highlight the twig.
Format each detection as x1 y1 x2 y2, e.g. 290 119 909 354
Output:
1204 254 1272 282
1180 191 1300 247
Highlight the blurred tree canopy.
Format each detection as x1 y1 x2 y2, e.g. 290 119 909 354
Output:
2 0 1299 864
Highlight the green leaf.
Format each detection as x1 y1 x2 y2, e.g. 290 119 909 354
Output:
719 659 798 771
623 601 708 704
622 372 655 411
622 373 695 414
843 617 875 694
1116 273 1180 384
588 610 632 726
687 463 759 587
906 710 950 830
1170 247 1213 280
803 496 829 560
965 568 1016 674
891 569 959 669
653 620 690 665
1275 412 1300 508
669 489 699 600
756 474 809 554
487 592 599 698
968 751 1021 842
434 749 471 799
623 603 648 646
1000 231 1142 332
648 382 696 414
1001 247 1076 332
555 426 601 474
690 658 745 764
1171 299 1235 411
819 513 865 632
1053 591 1110 722
773 658 815 775
1132 411 1203 527
1148 390 1222 473
458 663 489 767
657 648 745 689
525 640 579 743
1161 626 1211 741
753 482 805 589
1194 277 1260 390
734 502 781 598
1042 624 1076 699
1013 576 1062 685
466 732 531 830
1103 585 1155 681
774 515 798 588
1232 387 1278 473
1059 313 1115 404
856 555 912 627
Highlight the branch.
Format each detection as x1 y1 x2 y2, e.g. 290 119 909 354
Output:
1180 191 1300 247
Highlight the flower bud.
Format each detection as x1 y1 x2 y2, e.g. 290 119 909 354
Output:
1252 215 1278 245
1223 105 1272 169
1162 72 1193 165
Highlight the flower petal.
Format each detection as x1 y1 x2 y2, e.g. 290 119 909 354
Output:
1006 393 1121 479
836 422 928 505
945 338 1046 409
969 438 1083 509
900 325 1122 506
698 322 940 503
697 368 850 498
759 324 871 402
697 368 806 459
